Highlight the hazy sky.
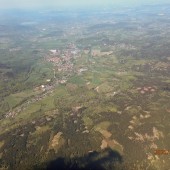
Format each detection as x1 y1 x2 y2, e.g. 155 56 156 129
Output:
0 0 169 9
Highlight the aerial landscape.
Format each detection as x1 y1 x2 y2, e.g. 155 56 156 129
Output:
0 0 170 169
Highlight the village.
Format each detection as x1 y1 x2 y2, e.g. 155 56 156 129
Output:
46 43 81 75
4 43 89 118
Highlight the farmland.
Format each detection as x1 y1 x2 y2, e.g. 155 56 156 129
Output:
0 4 170 170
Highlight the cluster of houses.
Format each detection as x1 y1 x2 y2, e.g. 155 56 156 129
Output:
46 43 81 73
136 86 157 94
5 111 16 118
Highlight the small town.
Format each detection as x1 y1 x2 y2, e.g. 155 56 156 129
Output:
46 43 81 74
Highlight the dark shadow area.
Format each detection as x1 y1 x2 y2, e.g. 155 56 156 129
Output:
35 148 124 170
163 86 170 92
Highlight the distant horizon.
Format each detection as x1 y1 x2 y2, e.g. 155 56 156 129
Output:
0 0 170 10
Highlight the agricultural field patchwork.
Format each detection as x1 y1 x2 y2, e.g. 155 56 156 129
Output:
0 4 170 170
